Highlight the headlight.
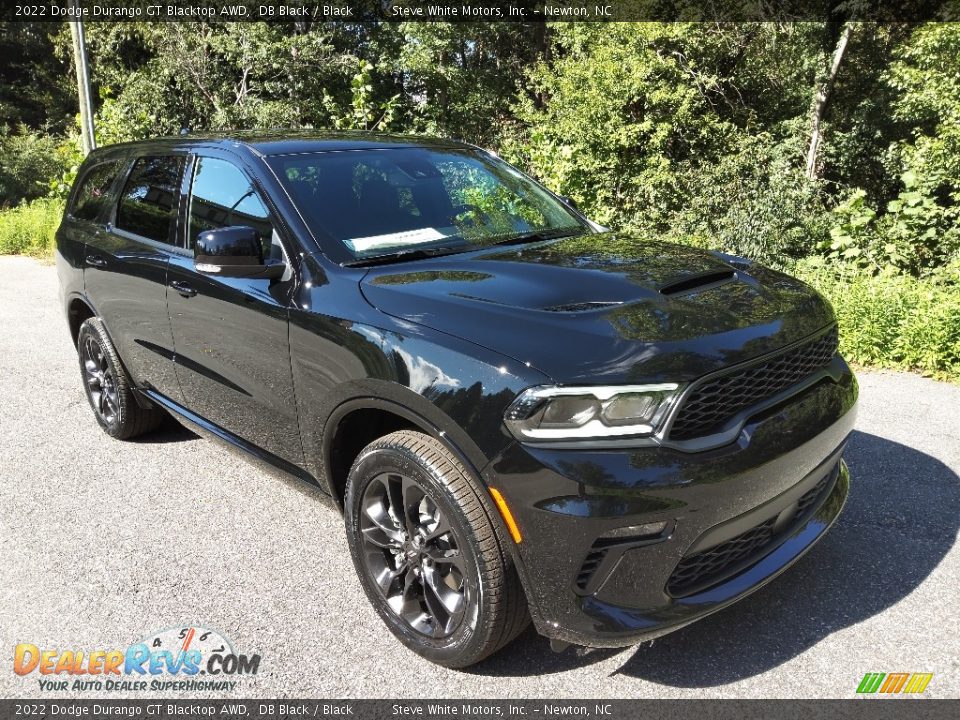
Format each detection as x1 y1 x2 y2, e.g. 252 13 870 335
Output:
504 384 682 441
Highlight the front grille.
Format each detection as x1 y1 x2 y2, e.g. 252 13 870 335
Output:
668 327 839 441
667 467 837 597
793 470 831 520
667 518 777 597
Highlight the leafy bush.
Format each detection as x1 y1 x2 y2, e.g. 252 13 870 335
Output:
823 171 960 276
0 198 64 256
322 60 399 131
0 131 65 207
886 24 960 198
663 131 832 268
796 257 960 381
506 23 741 230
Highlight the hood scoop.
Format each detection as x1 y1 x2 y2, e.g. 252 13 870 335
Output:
543 301 623 313
659 270 737 297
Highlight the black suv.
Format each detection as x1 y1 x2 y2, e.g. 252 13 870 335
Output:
56 132 857 667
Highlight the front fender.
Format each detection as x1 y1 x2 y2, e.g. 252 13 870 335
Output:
288 310 548 489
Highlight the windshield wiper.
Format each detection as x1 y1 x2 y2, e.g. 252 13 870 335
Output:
343 228 583 267
343 245 467 268
490 228 582 247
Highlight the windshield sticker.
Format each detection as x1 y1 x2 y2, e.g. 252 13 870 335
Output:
346 227 448 253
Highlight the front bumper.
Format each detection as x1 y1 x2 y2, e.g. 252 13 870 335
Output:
483 363 858 648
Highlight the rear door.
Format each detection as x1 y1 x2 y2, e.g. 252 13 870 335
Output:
84 153 185 402
57 156 127 308
166 151 303 466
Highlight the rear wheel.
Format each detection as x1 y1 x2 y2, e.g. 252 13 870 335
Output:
344 430 529 668
77 317 164 440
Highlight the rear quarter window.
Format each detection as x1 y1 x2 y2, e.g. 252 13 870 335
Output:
116 155 185 244
70 160 124 222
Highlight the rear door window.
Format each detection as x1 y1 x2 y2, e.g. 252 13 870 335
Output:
116 155 185 244
70 160 124 222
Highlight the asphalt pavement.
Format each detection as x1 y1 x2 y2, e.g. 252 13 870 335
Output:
1 255 958 699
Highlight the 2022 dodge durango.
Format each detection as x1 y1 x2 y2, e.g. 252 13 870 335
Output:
56 132 858 668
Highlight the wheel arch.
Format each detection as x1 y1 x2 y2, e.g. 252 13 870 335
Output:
322 394 542 628
66 294 155 412
322 396 489 510
66 294 97 348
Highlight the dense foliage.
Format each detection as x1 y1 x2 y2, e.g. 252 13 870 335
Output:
0 198 64 256
796 259 960 380
0 20 958 379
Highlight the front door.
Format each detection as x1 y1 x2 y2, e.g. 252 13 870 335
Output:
166 153 303 466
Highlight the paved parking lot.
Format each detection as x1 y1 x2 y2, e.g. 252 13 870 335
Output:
1 255 958 698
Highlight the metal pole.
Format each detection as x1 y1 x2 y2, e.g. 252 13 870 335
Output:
68 0 96 155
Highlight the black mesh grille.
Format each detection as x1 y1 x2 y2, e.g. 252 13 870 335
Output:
793 471 831 520
667 518 777 596
575 549 607 591
668 328 839 441
667 470 835 597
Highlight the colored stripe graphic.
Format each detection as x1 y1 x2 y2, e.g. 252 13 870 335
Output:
857 672 933 694
903 673 934 694
857 673 885 693
880 673 910 693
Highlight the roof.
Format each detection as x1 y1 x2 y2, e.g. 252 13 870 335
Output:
94 130 470 157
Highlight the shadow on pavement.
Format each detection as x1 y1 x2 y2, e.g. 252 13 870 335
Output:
471 431 959 681
129 415 201 444
133 415 343 507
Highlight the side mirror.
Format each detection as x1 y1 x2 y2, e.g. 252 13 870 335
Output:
559 195 579 211
194 226 285 280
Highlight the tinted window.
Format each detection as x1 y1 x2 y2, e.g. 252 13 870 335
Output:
71 161 123 222
188 157 279 261
267 147 582 258
116 155 184 243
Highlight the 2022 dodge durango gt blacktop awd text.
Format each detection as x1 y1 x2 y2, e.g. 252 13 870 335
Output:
56 132 858 668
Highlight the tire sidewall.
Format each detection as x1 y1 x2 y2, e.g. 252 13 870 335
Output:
345 443 489 666
77 320 123 437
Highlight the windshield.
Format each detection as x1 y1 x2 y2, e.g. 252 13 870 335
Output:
266 147 585 260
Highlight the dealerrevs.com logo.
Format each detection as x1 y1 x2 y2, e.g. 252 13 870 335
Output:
13 626 260 693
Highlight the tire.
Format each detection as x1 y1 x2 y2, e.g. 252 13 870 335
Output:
344 430 529 668
77 317 164 440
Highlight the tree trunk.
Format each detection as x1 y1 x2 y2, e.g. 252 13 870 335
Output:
532 21 550 110
805 22 855 180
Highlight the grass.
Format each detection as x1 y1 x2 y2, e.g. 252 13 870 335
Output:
796 259 960 383
0 198 64 257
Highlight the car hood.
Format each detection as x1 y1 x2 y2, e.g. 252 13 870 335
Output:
359 232 835 384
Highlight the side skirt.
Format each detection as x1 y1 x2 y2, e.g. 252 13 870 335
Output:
140 388 326 492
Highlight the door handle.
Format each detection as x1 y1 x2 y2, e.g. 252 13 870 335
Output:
170 280 198 298
85 255 107 268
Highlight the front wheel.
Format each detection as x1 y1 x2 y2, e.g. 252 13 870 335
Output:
344 430 529 668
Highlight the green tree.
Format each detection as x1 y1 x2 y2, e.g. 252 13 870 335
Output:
886 23 960 216
77 22 359 141
0 22 75 133
389 22 546 145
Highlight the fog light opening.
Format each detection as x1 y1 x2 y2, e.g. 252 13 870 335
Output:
599 520 669 542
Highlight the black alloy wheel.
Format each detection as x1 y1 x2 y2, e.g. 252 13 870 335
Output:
345 430 529 668
82 333 120 427
359 470 468 638
76 317 164 440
